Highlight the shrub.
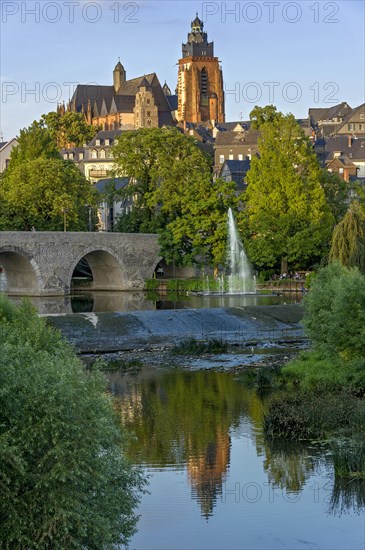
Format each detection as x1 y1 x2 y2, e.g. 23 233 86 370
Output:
0 296 145 549
171 337 228 355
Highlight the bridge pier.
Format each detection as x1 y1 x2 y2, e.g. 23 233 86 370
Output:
0 232 161 296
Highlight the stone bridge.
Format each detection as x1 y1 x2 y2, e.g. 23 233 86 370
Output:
0 232 162 296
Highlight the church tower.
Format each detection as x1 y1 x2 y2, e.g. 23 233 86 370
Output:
177 14 225 124
133 77 159 129
113 60 126 92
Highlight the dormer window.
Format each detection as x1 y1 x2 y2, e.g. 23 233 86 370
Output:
334 151 341 158
100 149 106 158
91 150 98 159
79 153 84 160
63 154 68 160
95 139 100 146
105 139 110 146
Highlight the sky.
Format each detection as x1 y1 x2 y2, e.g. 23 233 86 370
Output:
1 0 364 140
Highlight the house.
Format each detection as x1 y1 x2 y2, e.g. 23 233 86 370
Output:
95 177 131 232
214 127 259 168
317 135 365 180
0 138 18 173
334 103 365 136
309 102 352 138
218 159 251 190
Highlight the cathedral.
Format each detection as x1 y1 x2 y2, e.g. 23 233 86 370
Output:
61 14 225 129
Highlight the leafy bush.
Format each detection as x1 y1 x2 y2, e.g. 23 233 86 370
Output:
303 263 365 360
0 296 145 549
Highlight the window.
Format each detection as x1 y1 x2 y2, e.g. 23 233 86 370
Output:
348 124 354 131
349 153 353 158
100 149 106 158
201 68 208 96
360 113 364 120
361 142 365 147
91 150 98 159
147 111 151 117
238 154 243 161
147 98 150 105
339 168 344 174
219 155 224 163
359 124 363 131
95 139 100 146
79 153 84 160
229 154 234 160
63 154 68 159
105 139 110 146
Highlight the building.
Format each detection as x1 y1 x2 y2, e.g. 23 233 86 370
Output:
0 138 18 173
334 103 365 136
316 135 365 181
309 102 352 138
218 159 251 190
214 126 259 167
64 67 177 131
177 14 225 124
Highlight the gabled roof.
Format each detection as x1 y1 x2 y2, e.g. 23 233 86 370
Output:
335 103 365 133
309 102 351 125
318 135 365 164
95 177 129 194
215 129 260 146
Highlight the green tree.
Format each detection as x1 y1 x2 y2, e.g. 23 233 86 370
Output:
9 120 60 166
319 170 348 224
0 158 96 231
112 127 237 267
303 262 365 360
329 200 365 273
243 108 334 273
41 111 100 148
249 104 280 129
0 121 97 231
0 296 145 548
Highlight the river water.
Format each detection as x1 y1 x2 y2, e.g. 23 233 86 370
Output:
4 290 365 548
111 368 364 550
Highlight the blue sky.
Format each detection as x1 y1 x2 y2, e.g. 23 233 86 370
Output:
1 0 364 140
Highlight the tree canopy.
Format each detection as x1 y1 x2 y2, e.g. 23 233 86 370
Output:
112 127 237 267
329 200 365 274
41 111 100 148
0 296 145 548
0 121 97 231
242 107 334 273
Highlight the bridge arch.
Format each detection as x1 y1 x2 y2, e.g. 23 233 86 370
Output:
0 247 43 295
68 246 128 291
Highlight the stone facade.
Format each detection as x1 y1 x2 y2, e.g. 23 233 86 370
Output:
0 232 161 296
177 15 225 124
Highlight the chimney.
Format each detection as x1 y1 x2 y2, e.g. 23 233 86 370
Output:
348 135 352 147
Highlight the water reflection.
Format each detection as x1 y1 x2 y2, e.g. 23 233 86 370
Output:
110 369 365 525
4 290 302 315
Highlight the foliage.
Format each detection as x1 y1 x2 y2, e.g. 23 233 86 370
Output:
0 296 144 548
112 127 237 267
243 107 334 272
9 120 60 166
281 351 365 394
329 200 365 274
0 157 97 231
264 391 361 440
319 170 348 225
249 105 280 129
302 263 365 361
41 111 100 148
